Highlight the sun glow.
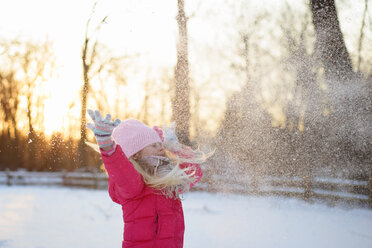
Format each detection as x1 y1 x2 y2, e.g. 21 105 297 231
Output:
43 100 67 136
0 0 181 137
41 76 81 136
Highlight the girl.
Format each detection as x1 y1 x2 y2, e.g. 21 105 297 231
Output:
87 110 207 248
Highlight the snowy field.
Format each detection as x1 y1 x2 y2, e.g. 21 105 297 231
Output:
0 186 371 248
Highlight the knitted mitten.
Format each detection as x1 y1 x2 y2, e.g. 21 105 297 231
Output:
87 109 121 148
162 122 181 152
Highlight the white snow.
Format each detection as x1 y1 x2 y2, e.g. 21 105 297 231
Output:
0 185 371 248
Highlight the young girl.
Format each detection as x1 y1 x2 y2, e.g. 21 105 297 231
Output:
87 109 207 248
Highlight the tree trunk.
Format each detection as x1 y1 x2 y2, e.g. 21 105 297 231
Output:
310 0 371 167
173 0 191 145
77 4 108 168
310 0 354 85
77 34 90 168
26 91 36 170
78 43 89 168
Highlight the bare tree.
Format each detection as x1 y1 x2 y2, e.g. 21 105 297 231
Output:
139 78 152 124
0 71 21 170
0 39 24 145
215 7 274 179
78 3 134 168
357 0 369 72
0 72 20 141
21 40 55 170
0 38 55 170
173 0 191 145
78 2 108 168
279 4 326 181
137 69 173 126
310 0 372 175
310 0 354 83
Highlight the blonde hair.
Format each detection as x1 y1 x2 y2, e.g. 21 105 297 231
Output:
87 139 211 199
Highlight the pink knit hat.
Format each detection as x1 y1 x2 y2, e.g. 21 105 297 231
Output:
112 119 162 158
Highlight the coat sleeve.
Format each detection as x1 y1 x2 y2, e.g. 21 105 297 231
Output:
101 145 145 200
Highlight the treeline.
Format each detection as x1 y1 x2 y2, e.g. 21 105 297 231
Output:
0 131 101 172
1 0 372 180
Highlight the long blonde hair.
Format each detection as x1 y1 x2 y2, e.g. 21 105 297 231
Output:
87 139 210 199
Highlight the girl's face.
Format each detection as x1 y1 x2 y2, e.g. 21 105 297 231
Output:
137 142 165 159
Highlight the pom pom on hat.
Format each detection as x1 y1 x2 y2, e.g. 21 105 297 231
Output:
112 119 162 158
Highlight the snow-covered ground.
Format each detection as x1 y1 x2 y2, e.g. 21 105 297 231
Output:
0 186 371 248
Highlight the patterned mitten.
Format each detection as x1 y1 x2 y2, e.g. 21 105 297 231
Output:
87 109 121 148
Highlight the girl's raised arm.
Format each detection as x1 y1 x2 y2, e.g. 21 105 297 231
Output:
87 109 145 199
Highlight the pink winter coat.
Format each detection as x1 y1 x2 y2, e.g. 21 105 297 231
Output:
101 145 203 248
